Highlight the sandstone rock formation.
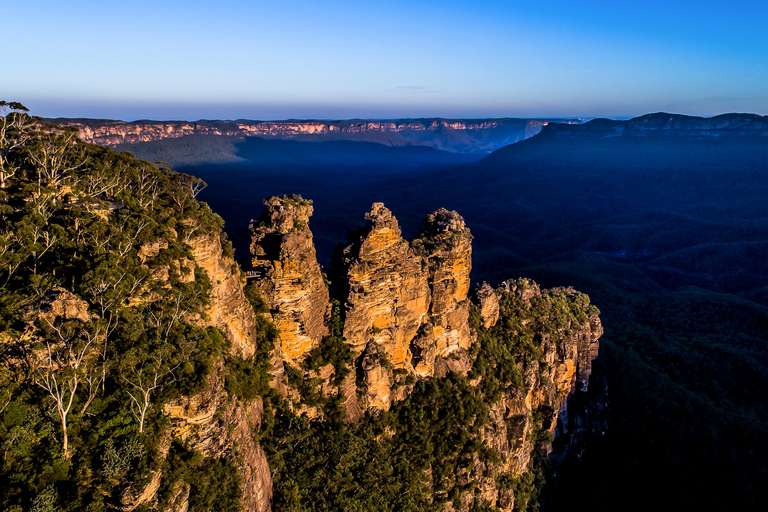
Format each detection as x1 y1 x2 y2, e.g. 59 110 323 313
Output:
341 202 431 368
460 279 602 510
412 208 474 373
125 198 601 512
250 195 330 365
83 224 276 512
162 366 272 512
335 203 476 409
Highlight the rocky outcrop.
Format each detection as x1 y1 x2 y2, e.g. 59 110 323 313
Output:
476 279 601 509
250 195 330 365
163 366 272 512
334 203 478 409
121 369 272 512
240 198 602 509
119 229 273 512
38 286 92 324
359 341 394 411
476 282 500 329
341 202 431 368
434 279 603 511
247 200 603 427
412 208 474 373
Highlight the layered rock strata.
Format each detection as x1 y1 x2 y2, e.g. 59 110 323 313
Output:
189 232 260 358
109 228 273 512
249 199 479 411
411 208 474 375
122 199 600 512
53 118 557 154
341 203 431 367
339 204 476 409
242 198 602 510
249 196 330 365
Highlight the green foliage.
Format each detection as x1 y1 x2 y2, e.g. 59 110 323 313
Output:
301 300 353 385
0 106 244 510
225 283 278 402
0 104 582 512
157 441 242 512
277 194 312 207
470 287 596 402
260 370 514 512
257 278 586 512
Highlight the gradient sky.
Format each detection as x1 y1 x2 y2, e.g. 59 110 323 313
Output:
5 0 767 120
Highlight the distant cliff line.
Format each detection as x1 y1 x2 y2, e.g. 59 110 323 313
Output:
48 116 584 154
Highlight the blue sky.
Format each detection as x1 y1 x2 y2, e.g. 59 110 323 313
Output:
5 0 767 120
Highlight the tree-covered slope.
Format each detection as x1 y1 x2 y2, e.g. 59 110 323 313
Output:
0 103 254 511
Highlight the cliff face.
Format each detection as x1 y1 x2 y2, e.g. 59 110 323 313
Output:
189 232 260 358
120 227 273 512
413 208 474 374
340 204 476 388
248 196 603 474
341 203 431 366
156 367 272 512
52 117 561 154
182 232 273 511
0 108 602 512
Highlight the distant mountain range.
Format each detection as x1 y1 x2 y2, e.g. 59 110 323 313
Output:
47 116 584 157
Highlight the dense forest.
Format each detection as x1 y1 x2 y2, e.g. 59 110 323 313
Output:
0 101 252 510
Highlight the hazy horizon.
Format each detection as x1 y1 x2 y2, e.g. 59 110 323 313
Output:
36 108 765 124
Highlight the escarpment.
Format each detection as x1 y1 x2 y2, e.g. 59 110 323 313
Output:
188 231 260 358
117 217 274 512
53 117 555 154
476 280 602 488
250 198 480 411
341 202 432 367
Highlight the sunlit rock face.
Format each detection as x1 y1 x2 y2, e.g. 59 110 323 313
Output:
161 366 273 512
477 284 500 332
189 232 259 358
121 228 273 512
334 203 476 409
56 117 553 153
341 203 431 371
456 280 603 511
249 196 330 365
412 208 474 373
